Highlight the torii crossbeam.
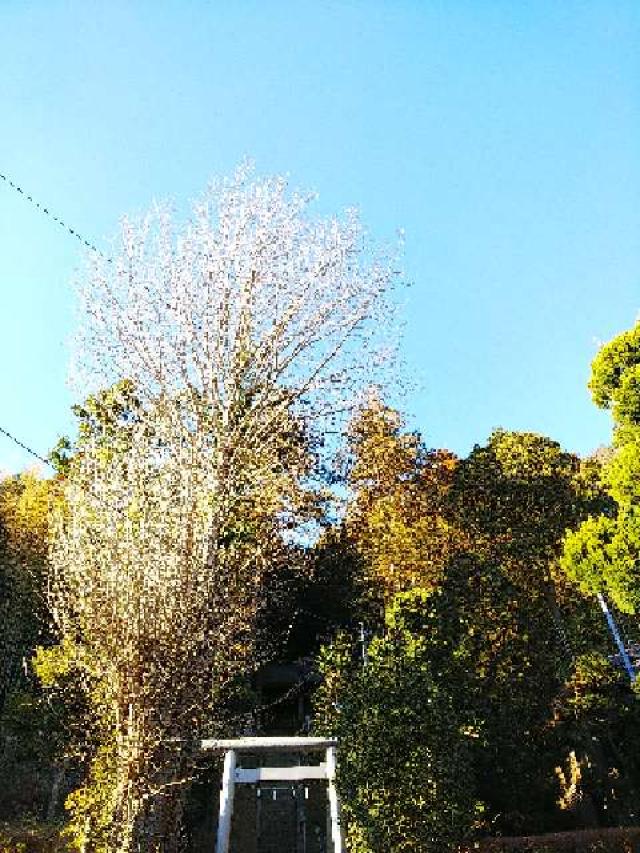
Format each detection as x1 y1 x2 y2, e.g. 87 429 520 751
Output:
201 736 344 853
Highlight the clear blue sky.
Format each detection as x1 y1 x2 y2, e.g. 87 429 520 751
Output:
1 1 639 472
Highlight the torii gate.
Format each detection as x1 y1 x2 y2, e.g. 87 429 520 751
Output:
201 736 344 853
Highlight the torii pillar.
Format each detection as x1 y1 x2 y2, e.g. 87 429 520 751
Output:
201 736 344 853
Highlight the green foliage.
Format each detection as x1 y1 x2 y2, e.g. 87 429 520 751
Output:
316 403 640 843
562 320 640 613
0 472 53 709
33 637 126 851
32 641 97 751
560 513 640 614
437 557 563 834
315 590 479 853
49 379 142 475
442 427 616 781
62 738 118 853
32 641 120 851
0 822 71 852
548 651 640 829
0 472 70 824
336 413 621 837
1 688 64 767
374 427 615 832
32 641 77 688
589 323 640 414
560 516 615 599
448 429 606 601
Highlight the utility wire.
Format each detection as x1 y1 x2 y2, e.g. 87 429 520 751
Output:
0 172 118 469
0 172 112 462
0 424 53 469
0 171 112 262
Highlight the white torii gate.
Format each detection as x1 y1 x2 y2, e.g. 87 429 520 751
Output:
201 736 344 853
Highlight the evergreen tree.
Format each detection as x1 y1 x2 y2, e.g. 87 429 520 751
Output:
562 320 640 614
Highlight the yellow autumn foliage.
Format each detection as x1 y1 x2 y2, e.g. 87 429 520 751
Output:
345 399 462 599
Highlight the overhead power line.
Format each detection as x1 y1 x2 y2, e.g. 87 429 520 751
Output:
0 171 112 262
0 424 53 469
0 172 113 465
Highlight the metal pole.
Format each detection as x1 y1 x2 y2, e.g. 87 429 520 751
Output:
216 749 237 853
597 593 636 683
359 622 368 666
326 746 344 853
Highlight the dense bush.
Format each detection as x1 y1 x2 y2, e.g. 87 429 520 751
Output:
0 822 71 853
315 591 479 853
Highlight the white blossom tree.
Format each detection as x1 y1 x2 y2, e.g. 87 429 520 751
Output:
47 164 400 851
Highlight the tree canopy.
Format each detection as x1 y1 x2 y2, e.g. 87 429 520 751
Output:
562 319 640 613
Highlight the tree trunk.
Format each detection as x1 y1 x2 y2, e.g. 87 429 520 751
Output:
46 758 68 822
128 786 186 853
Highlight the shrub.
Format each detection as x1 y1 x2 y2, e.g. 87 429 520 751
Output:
315 591 479 852
0 822 71 853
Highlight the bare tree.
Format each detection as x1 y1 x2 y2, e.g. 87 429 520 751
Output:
49 164 400 851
